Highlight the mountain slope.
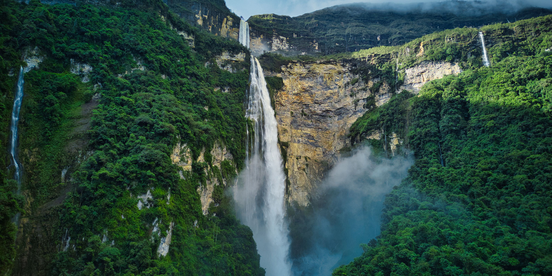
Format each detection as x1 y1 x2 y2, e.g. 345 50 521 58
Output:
0 0 263 274
335 14 552 275
248 2 552 56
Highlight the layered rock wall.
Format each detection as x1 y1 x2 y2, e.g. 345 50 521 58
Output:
269 59 461 206
399 61 462 93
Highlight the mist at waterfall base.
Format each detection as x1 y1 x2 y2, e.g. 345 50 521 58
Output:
233 57 291 276
288 147 413 276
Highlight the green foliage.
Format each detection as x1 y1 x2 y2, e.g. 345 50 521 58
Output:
249 4 552 55
337 16 552 276
0 0 262 274
265 76 284 109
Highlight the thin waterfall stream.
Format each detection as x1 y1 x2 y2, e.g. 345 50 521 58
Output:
11 66 25 226
239 19 250 49
479 31 491 67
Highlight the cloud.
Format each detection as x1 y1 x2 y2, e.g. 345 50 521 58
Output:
288 147 414 275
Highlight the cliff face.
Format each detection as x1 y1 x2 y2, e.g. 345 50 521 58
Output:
399 61 462 93
269 59 461 206
171 141 235 215
248 14 319 57
167 0 240 40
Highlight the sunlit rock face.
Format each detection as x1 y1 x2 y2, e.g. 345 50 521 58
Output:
399 61 462 94
268 58 461 206
269 60 386 206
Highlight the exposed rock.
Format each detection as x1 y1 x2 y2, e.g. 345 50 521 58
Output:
171 142 193 172
70 60 93 82
117 57 146 78
167 0 240 42
272 35 289 52
220 16 239 40
273 60 384 206
271 58 459 206
137 190 153 210
213 51 246 73
171 141 234 215
389 133 401 156
365 130 382 140
399 61 462 94
196 142 234 215
23 47 43 72
157 221 174 257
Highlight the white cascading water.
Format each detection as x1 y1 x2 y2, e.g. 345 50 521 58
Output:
11 66 24 225
239 19 250 48
234 57 291 276
479 31 491 67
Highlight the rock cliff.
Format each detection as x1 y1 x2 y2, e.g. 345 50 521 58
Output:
268 58 461 206
167 0 241 41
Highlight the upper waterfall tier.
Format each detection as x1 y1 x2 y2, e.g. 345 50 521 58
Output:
239 19 250 48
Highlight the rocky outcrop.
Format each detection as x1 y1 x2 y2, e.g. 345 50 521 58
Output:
171 141 235 215
269 58 462 206
271 60 392 206
399 61 462 94
210 51 246 73
70 59 93 83
167 0 240 41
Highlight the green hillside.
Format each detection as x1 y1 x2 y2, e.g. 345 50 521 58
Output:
0 0 263 274
249 2 551 55
336 15 552 276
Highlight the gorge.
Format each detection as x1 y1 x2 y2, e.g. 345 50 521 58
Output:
1 0 552 275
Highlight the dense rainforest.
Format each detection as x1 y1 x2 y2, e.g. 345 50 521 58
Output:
335 15 552 275
248 2 552 55
0 0 263 274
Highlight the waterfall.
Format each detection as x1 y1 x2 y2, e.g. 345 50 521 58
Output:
239 19 250 48
234 57 291 276
10 66 24 225
479 31 491 67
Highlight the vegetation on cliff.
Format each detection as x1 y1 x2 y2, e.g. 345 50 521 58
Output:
248 3 551 55
0 0 263 274
336 15 552 275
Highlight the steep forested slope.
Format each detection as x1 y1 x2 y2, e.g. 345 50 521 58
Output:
0 0 263 274
335 15 552 275
248 2 552 55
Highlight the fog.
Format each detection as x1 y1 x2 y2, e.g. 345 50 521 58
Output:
227 0 552 20
288 147 413 276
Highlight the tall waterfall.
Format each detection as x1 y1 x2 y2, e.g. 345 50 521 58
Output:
10 66 24 225
239 19 250 48
234 57 291 276
479 31 491 67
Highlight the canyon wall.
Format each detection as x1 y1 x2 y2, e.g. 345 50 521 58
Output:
267 58 461 206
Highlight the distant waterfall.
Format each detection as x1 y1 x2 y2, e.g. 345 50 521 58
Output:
234 57 291 276
479 31 491 67
239 19 250 48
10 66 24 225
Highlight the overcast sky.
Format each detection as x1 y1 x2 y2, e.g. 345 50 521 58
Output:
225 0 552 20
